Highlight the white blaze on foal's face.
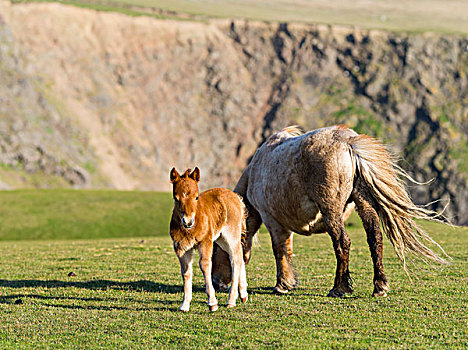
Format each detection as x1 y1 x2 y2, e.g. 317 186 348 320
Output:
170 167 200 229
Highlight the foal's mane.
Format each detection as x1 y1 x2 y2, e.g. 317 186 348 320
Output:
182 169 192 178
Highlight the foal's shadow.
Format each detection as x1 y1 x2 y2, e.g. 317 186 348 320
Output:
0 279 205 293
0 279 206 311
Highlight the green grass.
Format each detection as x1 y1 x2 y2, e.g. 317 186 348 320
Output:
0 190 172 241
11 0 468 34
10 0 192 21
0 190 466 348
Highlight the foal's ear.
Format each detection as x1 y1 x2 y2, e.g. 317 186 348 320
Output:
190 167 200 182
170 168 181 183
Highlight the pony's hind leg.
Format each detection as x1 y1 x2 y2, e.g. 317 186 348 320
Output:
320 208 353 298
263 216 296 294
198 241 218 312
353 183 390 297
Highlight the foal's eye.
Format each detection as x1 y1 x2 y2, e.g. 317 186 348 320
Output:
196 196 199 201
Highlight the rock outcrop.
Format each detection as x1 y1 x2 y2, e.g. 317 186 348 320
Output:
0 2 466 224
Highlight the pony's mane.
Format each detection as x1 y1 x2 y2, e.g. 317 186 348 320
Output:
282 125 305 137
266 125 305 146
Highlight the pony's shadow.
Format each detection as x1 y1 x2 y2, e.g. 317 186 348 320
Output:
0 279 206 311
247 286 275 295
248 286 361 300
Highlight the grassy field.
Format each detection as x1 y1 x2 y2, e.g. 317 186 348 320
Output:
11 0 468 34
0 190 466 348
0 190 172 241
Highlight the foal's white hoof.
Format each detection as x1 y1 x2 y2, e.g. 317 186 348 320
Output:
226 303 236 309
179 306 190 312
241 295 248 304
209 304 219 312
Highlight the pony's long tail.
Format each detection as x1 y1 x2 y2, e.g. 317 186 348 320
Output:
349 135 450 275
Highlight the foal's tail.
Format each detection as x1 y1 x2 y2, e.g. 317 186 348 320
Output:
349 135 450 274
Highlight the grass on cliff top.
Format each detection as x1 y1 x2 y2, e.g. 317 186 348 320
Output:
11 0 468 34
0 189 466 348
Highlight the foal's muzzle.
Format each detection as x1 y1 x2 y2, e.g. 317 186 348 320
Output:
181 216 195 229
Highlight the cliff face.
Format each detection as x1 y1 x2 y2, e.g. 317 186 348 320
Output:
0 2 467 224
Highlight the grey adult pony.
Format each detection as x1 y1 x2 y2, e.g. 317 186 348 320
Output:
212 125 449 297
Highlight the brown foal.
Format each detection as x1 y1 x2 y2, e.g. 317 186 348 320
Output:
169 167 248 312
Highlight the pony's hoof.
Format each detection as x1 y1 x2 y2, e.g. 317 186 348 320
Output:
179 307 190 312
241 295 248 304
374 280 390 295
372 290 387 297
226 303 236 309
327 289 345 298
273 286 289 295
209 304 219 312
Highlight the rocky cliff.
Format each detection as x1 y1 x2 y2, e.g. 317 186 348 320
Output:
0 2 467 224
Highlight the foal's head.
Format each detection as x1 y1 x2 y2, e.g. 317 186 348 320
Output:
170 167 200 229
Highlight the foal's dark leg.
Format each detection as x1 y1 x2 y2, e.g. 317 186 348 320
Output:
242 204 263 264
211 244 231 291
321 209 353 297
263 216 296 294
353 185 390 297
